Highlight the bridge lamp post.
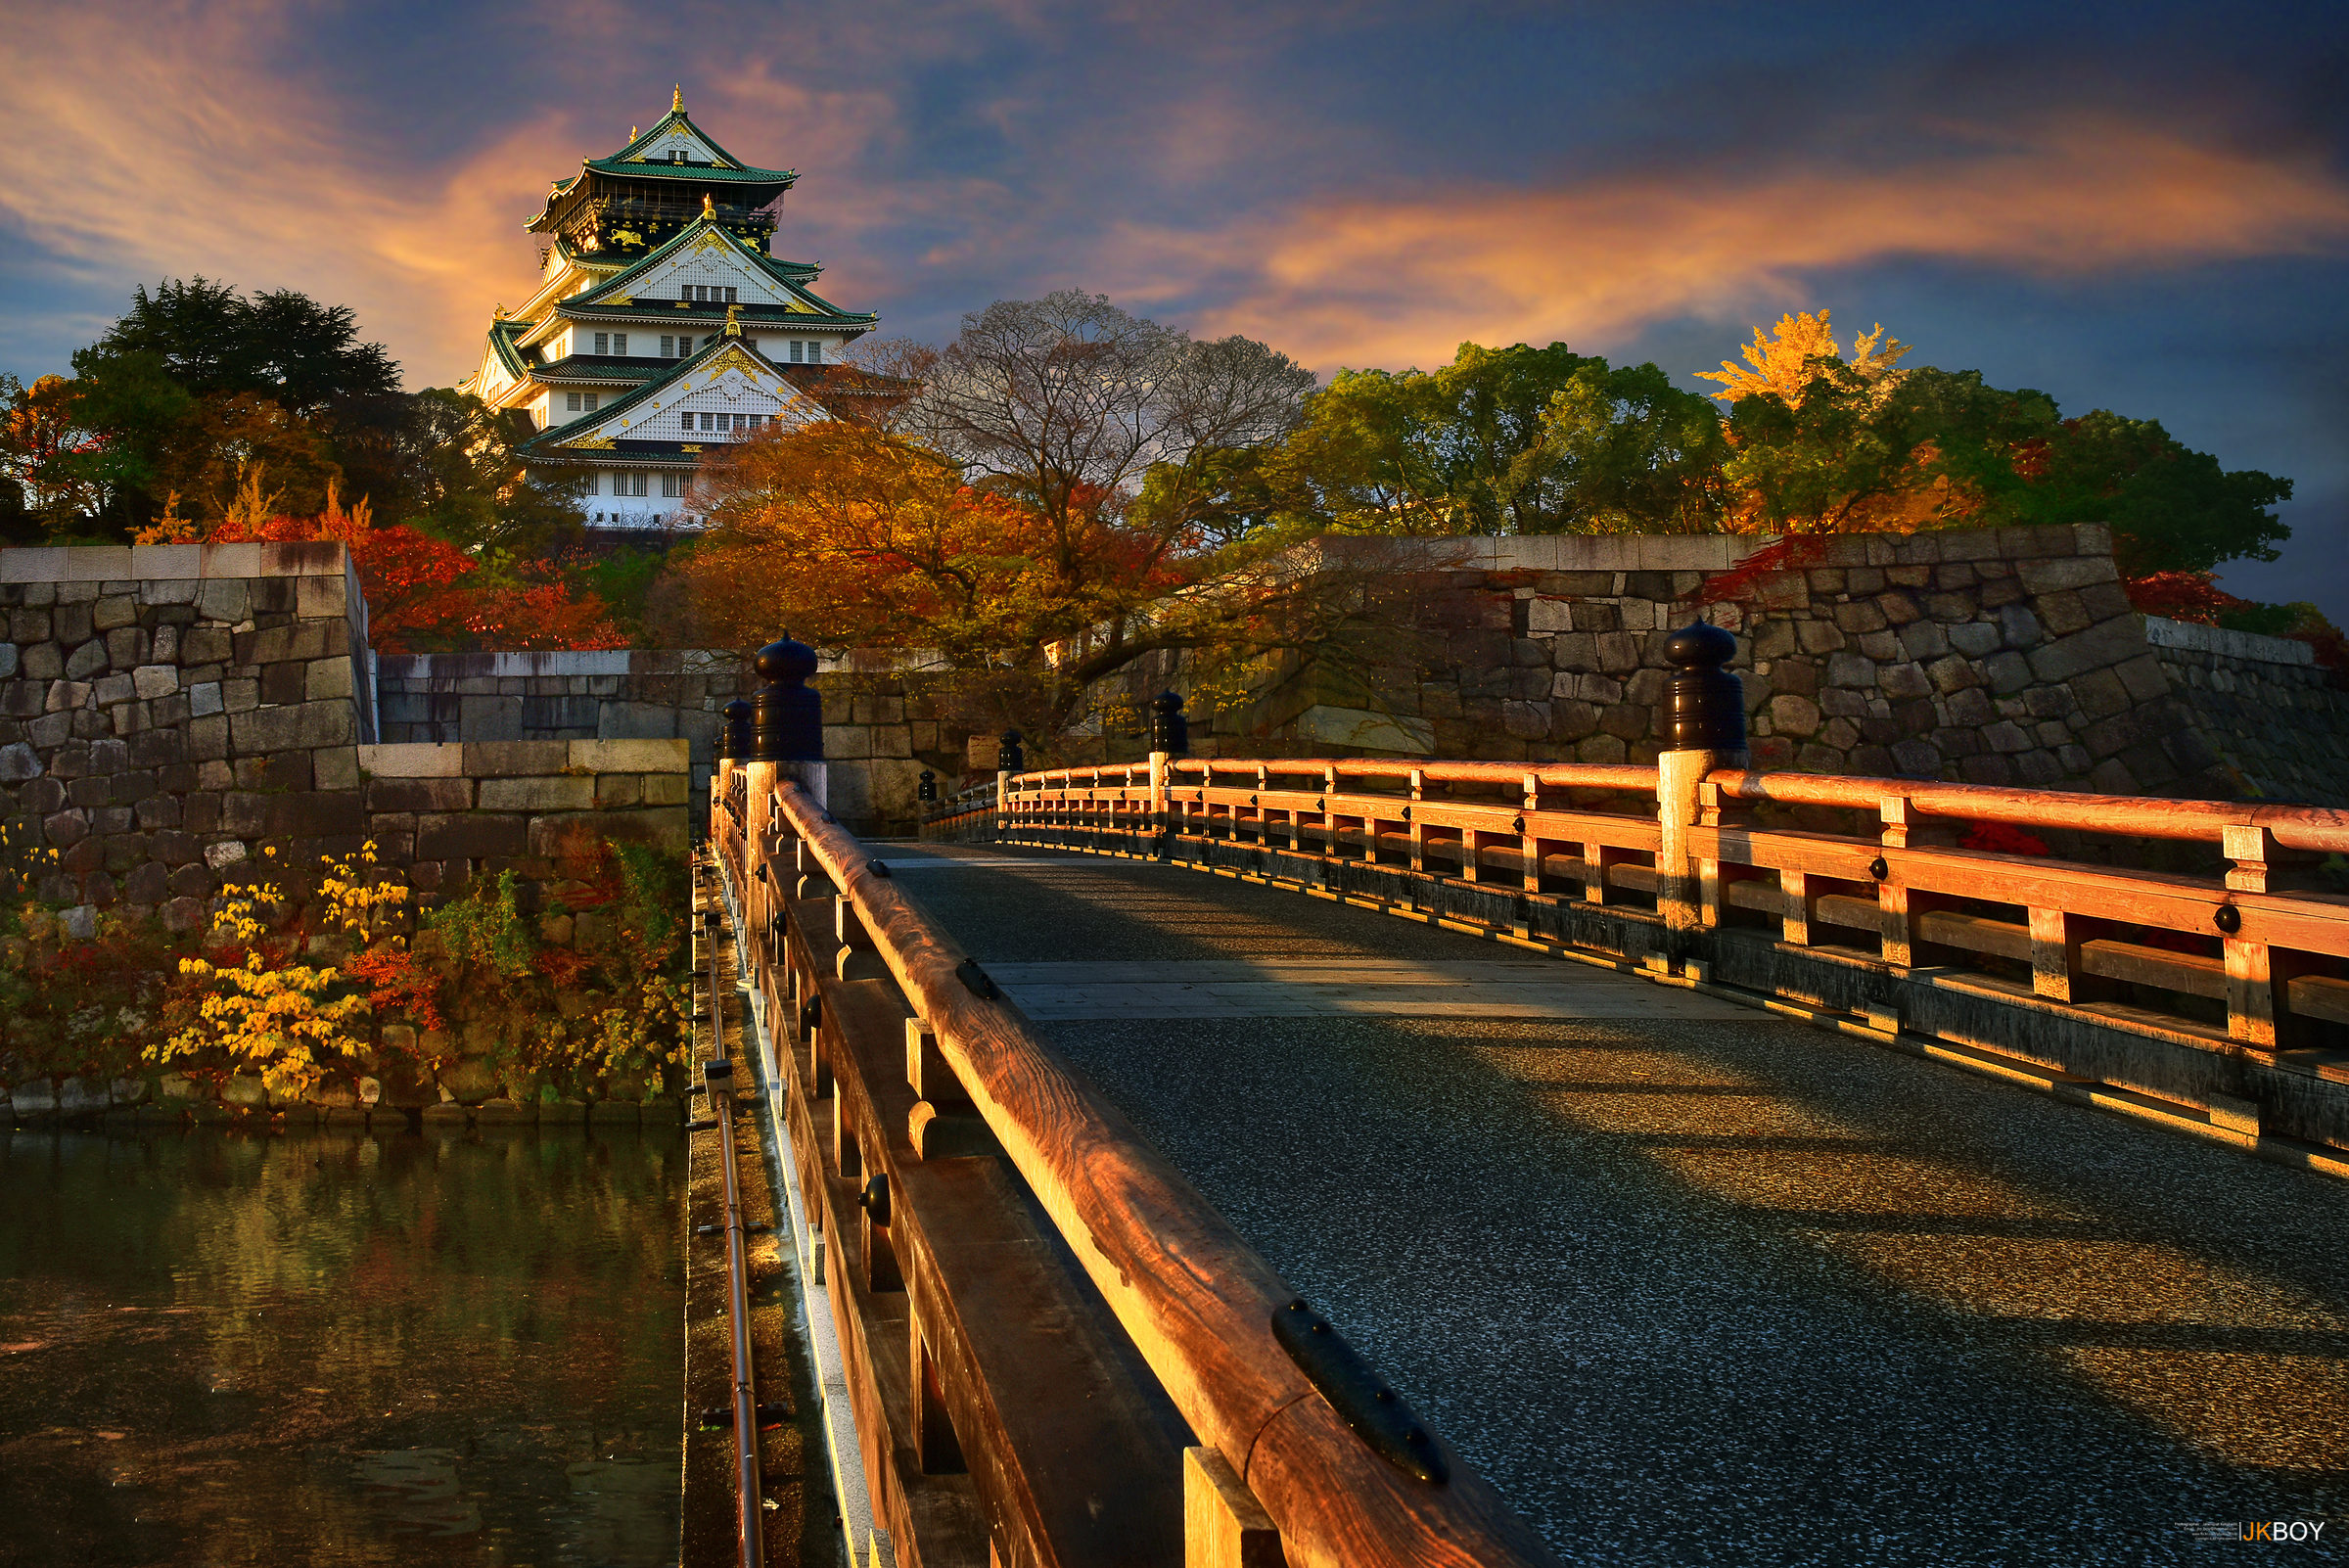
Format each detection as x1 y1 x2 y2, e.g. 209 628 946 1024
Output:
1659 623 1747 951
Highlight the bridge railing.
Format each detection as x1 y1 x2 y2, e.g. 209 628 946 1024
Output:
713 758 1561 1568
972 752 2349 1164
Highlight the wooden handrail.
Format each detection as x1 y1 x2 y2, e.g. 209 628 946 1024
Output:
1709 769 2349 852
770 779 1560 1568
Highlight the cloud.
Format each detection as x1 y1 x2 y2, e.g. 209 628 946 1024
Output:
1105 117 2349 371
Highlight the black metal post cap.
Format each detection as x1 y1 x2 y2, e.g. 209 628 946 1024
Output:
750 632 824 761
1148 691 1189 756
1663 620 1747 754
1664 621 1739 671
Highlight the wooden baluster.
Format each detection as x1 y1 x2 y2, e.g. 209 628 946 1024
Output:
1184 1447 1282 1568
2029 906 2087 1001
1323 765 1339 859
912 1326 966 1475
1779 868 1819 946
1878 798 1918 967
1406 769 1426 898
1582 840 1611 905
2222 824 2295 1050
1520 772 1540 896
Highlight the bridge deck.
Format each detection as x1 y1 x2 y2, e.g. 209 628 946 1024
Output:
882 842 2347 1563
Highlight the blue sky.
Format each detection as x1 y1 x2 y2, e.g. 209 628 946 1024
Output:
2 0 2341 613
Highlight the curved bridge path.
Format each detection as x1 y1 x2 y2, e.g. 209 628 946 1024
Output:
877 842 2348 1566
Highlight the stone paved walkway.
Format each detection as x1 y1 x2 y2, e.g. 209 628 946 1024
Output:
883 843 2349 1566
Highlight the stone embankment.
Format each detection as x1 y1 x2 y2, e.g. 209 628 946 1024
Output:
1087 524 2349 807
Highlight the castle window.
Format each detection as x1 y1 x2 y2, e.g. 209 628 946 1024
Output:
583 474 600 495
662 474 684 498
630 473 650 496
806 341 822 364
724 287 738 303
583 392 600 412
593 332 609 354
788 341 802 362
613 333 627 355
660 335 674 357
681 411 693 431
566 392 581 411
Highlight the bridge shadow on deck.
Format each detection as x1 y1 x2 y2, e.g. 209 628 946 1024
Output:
886 846 2349 1566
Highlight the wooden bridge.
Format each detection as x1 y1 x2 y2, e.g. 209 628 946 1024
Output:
697 656 2349 1566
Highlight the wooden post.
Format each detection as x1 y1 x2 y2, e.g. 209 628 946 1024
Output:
2029 905 2086 1002
1779 869 1820 946
1184 1447 1284 1568
1656 748 1711 935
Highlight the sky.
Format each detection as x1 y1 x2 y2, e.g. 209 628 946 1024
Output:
2 0 2343 615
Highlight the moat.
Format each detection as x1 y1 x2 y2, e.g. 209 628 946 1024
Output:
0 1125 684 1567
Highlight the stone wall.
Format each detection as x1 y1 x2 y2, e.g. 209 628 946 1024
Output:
375 650 974 836
1 734 695 1128
0 541 372 934
1087 526 2349 807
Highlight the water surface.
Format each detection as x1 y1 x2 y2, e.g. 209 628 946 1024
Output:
0 1125 683 1567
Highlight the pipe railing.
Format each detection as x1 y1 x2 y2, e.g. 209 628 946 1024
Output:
716 760 1561 1568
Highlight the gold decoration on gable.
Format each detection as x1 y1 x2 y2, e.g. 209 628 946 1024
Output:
566 434 618 450
681 443 703 453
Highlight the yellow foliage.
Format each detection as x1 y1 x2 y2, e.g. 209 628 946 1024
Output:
146 844 409 1099
1697 309 1910 405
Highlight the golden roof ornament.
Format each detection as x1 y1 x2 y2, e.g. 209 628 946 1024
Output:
672 84 684 113
724 302 742 337
701 192 715 219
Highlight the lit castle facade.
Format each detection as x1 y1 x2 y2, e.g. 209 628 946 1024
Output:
461 89 879 530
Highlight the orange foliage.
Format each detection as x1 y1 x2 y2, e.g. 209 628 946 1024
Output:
675 422 1105 658
141 470 622 653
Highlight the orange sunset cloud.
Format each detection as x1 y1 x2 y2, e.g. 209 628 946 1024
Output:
1113 117 2349 370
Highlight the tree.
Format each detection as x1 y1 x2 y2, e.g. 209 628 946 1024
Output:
1697 309 1911 405
1247 342 1727 537
1718 364 2061 534
667 422 1061 659
1515 361 1728 533
2014 410 2291 577
89 277 399 414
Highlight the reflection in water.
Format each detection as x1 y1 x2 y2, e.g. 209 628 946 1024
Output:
0 1124 683 1566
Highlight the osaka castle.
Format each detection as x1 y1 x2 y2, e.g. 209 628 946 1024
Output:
461 88 879 530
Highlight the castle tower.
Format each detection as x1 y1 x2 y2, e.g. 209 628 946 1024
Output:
460 89 880 530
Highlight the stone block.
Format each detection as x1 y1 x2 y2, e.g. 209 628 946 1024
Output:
596 701 677 740
132 664 178 700
188 681 223 717
259 662 304 707
642 772 688 807
461 740 569 777
457 694 523 740
229 700 354 754
92 673 135 708
296 575 346 618
416 812 528 859
1769 695 1822 738
596 773 643 808
2027 616 2148 685
65 640 107 680
2017 555 2119 595
312 746 360 791
20 643 61 682
567 738 688 773
368 774 473 811
478 774 596 811
304 657 353 702
359 742 465 777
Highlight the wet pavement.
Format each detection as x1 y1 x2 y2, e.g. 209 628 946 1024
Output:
886 843 2349 1566
0 1125 684 1567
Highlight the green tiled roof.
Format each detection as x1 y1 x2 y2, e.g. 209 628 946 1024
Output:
590 109 794 184
561 217 877 326
519 332 789 462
